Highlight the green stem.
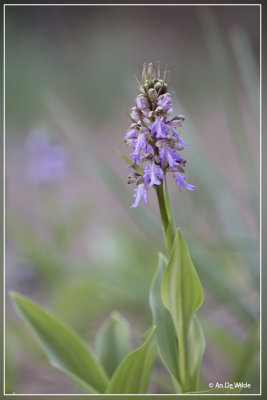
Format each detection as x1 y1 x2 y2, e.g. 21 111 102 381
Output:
155 181 176 256
155 183 169 236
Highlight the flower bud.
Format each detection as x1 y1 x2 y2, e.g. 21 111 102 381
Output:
147 63 156 82
142 64 147 84
136 95 149 111
148 88 157 102
139 86 146 95
154 82 162 91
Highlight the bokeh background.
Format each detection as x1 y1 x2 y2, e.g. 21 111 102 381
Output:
5 5 260 395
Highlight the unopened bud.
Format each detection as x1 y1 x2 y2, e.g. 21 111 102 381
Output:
148 88 157 102
147 63 156 82
139 86 146 95
142 64 147 84
154 82 162 91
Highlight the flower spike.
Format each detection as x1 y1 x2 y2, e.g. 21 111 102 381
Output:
123 63 195 207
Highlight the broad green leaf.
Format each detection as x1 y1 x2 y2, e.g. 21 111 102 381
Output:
161 229 204 332
187 315 205 391
116 149 143 175
149 253 180 390
139 331 156 394
161 229 204 392
95 311 130 378
11 292 108 394
105 326 156 394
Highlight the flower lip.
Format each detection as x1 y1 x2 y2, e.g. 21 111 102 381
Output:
173 172 195 192
150 118 169 139
130 183 148 208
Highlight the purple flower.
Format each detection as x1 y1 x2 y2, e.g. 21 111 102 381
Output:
124 128 137 140
172 130 190 150
136 95 149 112
177 133 190 146
173 172 195 192
167 115 185 128
130 129 147 164
150 118 169 139
143 163 165 187
158 144 181 168
26 129 67 184
130 184 148 208
130 107 140 122
157 94 173 111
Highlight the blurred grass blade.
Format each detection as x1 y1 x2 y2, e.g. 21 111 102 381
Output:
95 311 130 378
234 322 260 382
197 8 258 208
149 253 181 392
203 317 244 364
187 233 258 324
161 229 204 392
230 27 260 123
116 149 143 175
7 212 64 284
11 292 108 394
105 326 155 394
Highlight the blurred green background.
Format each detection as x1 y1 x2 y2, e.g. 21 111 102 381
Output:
5 5 260 395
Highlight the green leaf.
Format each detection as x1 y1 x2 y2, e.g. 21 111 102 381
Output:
187 315 206 391
149 253 181 392
116 149 143 175
95 311 130 378
161 229 204 331
161 229 204 392
105 326 156 394
11 292 108 394
139 333 156 394
164 219 176 257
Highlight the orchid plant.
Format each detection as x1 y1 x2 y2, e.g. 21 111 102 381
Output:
10 63 242 395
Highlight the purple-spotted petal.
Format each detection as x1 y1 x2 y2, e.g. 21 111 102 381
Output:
130 132 147 164
143 163 165 187
159 144 181 168
157 94 173 111
177 135 190 146
173 172 195 192
167 115 185 128
136 95 149 112
130 184 148 208
124 128 137 139
150 119 169 139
